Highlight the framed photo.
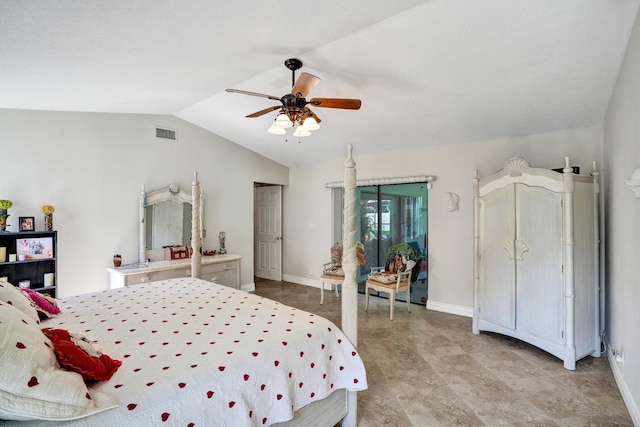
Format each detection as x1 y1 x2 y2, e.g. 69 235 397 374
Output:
16 237 53 260
19 217 35 232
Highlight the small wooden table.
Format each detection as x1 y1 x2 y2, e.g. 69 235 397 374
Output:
320 274 343 304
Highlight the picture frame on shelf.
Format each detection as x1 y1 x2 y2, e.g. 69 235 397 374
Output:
19 217 35 232
16 237 53 260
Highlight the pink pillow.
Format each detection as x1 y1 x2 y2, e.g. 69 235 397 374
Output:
21 288 60 318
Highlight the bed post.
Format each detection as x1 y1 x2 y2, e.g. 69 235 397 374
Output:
191 171 202 279
341 144 358 427
139 186 147 263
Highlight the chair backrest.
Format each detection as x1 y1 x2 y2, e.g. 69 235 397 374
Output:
396 259 415 288
396 269 412 291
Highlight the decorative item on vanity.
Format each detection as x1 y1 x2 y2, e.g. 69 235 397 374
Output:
113 254 122 267
168 245 189 260
218 231 227 255
0 199 12 232
41 205 55 231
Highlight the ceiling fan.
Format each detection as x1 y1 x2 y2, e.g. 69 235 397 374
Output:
225 58 362 137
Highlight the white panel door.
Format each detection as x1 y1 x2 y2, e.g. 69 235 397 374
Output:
478 185 516 330
255 186 282 281
515 184 563 344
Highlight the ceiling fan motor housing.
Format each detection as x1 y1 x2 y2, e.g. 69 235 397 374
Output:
281 93 306 121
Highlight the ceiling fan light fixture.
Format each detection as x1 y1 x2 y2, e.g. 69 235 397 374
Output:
267 125 286 135
293 126 311 137
274 113 293 128
301 117 320 131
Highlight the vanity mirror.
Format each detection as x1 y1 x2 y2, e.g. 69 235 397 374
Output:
139 182 204 262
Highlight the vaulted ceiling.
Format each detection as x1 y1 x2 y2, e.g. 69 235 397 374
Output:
1 1 638 167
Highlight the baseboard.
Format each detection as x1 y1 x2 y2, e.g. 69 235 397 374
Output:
605 336 640 425
241 282 256 293
426 300 473 318
283 274 326 289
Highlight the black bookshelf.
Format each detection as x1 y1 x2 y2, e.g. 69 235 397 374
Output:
0 230 57 297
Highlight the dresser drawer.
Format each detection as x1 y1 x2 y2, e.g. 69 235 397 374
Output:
204 269 237 288
203 260 238 273
202 260 238 288
163 266 192 279
125 270 164 286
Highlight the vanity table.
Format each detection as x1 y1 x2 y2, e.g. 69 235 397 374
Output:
108 254 241 289
110 178 241 290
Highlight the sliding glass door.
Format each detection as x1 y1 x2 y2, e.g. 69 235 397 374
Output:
356 183 428 304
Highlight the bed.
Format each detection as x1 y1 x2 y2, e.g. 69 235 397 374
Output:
1 277 366 426
1 145 365 426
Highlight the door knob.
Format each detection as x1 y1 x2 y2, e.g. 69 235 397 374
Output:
275 236 282 241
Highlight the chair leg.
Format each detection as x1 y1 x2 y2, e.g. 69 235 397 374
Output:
389 290 395 321
406 287 411 313
335 284 340 298
320 281 324 305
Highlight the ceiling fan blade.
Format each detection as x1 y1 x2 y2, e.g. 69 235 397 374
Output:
225 88 281 101
291 72 320 98
246 105 281 118
309 98 362 110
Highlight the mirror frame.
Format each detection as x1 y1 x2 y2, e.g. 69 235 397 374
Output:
139 183 204 262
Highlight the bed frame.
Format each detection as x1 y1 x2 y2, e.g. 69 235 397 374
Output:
189 145 360 427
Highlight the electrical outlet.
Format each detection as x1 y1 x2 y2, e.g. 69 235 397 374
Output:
613 346 625 365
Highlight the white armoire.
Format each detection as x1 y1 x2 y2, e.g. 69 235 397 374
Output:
472 157 600 370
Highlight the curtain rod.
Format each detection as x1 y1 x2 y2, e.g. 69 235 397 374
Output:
325 175 436 188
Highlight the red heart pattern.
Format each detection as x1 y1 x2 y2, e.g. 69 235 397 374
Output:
37 279 366 425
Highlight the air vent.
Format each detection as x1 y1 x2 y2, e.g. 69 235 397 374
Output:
155 126 178 142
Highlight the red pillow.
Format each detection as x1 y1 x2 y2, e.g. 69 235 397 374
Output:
42 328 121 382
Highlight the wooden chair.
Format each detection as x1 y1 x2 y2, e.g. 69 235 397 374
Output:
320 262 343 304
364 260 415 320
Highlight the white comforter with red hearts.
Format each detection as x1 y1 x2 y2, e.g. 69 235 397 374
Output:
20 278 367 426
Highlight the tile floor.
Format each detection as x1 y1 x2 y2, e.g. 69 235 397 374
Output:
254 279 633 427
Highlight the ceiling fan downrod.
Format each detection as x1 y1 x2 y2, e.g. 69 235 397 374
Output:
284 58 303 88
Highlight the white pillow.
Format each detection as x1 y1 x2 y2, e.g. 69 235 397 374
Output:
0 280 39 323
0 300 118 421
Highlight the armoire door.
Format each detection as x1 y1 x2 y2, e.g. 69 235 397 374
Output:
515 184 563 344
478 185 516 330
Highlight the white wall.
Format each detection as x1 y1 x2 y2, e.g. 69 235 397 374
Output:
283 127 603 314
0 109 288 297
603 6 640 423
